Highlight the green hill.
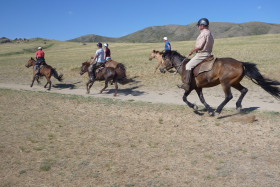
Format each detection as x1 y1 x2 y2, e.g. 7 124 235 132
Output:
69 22 280 43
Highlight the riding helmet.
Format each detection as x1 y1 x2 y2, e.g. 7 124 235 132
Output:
97 42 102 47
197 18 210 26
104 43 108 47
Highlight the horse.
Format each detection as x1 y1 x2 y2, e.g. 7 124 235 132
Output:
25 57 63 90
105 59 119 68
149 50 166 73
80 61 130 96
89 57 119 68
160 50 280 116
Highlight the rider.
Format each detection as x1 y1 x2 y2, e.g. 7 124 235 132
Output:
104 43 112 61
178 18 214 91
163 37 171 51
89 42 106 81
35 47 46 76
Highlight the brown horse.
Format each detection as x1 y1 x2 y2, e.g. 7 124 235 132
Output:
80 62 129 96
149 50 166 73
160 50 280 116
105 59 119 68
25 57 63 90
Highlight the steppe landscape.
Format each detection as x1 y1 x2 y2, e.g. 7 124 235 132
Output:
0 34 279 186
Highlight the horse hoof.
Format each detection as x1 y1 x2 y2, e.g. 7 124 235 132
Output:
236 107 242 112
208 111 215 116
214 112 220 117
193 104 198 111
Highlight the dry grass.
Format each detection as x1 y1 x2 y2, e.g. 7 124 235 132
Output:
0 89 279 186
0 34 280 186
0 34 280 90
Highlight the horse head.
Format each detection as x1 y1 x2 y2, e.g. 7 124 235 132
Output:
25 57 36 68
80 61 90 75
160 51 174 73
149 50 157 61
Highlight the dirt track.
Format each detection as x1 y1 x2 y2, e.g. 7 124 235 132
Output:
1 82 279 112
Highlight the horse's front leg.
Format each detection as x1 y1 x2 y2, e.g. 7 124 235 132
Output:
154 61 161 73
86 80 94 94
30 75 36 87
182 89 198 111
195 88 215 116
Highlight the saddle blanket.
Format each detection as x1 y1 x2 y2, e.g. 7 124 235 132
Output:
193 56 216 77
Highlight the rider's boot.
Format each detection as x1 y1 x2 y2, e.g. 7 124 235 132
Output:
35 65 40 77
177 70 192 91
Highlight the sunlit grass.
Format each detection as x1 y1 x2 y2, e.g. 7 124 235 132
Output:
0 34 279 89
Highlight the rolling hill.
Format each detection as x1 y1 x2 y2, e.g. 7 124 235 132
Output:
69 22 280 43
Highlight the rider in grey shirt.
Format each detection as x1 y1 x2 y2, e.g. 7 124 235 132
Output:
89 42 106 81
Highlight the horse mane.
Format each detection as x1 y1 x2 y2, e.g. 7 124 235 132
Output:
82 61 91 66
152 50 164 55
163 50 186 61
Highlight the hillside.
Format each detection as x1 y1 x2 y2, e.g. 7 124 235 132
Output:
69 22 280 43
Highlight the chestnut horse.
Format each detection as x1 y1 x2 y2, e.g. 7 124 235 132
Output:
149 50 166 73
161 50 280 116
25 57 63 90
80 62 129 96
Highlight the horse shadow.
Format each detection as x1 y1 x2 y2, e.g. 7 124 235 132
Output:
193 107 260 118
105 85 145 96
53 81 82 90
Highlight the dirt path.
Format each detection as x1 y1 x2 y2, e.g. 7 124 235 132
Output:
0 82 279 112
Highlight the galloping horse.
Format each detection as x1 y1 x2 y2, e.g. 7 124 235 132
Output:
160 50 280 116
25 57 63 90
149 50 166 73
80 62 129 96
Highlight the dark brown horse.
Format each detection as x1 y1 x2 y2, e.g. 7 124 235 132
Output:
160 50 280 116
25 57 63 90
80 62 129 96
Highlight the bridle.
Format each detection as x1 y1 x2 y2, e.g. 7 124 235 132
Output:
165 55 189 75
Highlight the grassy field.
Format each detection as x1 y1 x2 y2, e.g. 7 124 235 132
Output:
0 89 279 187
0 34 280 186
0 34 280 89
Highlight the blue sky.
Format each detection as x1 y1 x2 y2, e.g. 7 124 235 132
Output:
1 0 280 41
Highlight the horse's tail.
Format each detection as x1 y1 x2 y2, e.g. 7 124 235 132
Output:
115 63 133 85
243 62 280 99
52 68 63 82
116 63 127 76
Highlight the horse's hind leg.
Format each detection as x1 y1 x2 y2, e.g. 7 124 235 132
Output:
183 89 198 111
44 81 52 90
232 83 248 111
114 81 118 96
100 80 109 94
196 88 215 116
215 85 233 115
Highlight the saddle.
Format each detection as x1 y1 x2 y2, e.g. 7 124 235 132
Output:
193 55 217 77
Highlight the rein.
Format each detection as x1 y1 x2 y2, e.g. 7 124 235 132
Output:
173 57 188 75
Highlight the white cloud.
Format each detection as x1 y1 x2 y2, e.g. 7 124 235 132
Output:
257 6 262 10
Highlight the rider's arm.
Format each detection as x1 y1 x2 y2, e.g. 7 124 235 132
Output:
189 47 201 56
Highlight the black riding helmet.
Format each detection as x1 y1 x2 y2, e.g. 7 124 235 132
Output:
197 18 209 26
97 42 102 47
